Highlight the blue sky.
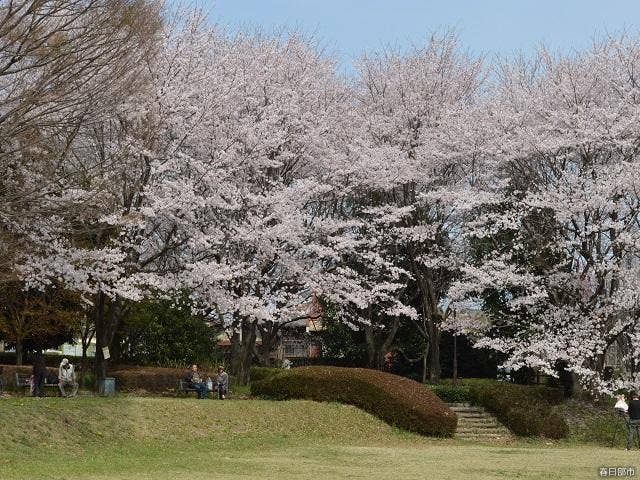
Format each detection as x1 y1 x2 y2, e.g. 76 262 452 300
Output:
207 0 640 73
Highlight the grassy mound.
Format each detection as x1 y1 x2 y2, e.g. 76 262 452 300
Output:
0 397 425 452
251 366 457 437
0 397 633 480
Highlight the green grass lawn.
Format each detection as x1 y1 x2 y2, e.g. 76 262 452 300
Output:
0 396 634 480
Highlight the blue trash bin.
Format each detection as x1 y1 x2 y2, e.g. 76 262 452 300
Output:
98 377 116 396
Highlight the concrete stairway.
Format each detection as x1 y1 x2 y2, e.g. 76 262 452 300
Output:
448 402 512 440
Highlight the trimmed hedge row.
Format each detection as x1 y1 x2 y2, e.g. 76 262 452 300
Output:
1 364 220 394
1 365 58 391
251 366 457 437
249 366 282 383
467 381 568 439
109 365 192 392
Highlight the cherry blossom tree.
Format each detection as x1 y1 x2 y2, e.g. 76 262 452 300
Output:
448 35 640 393
338 33 485 380
178 31 351 382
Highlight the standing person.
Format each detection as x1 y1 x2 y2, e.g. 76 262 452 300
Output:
184 364 208 399
627 393 640 449
58 358 78 398
32 353 47 397
216 366 229 400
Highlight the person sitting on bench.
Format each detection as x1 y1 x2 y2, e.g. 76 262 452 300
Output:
216 366 229 399
627 393 640 449
58 358 78 398
184 364 208 399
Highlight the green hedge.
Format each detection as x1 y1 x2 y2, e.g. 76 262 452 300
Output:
468 381 568 439
427 384 471 403
249 366 282 383
251 366 457 437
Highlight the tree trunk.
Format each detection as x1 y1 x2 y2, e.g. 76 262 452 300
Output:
422 344 428 383
364 325 378 369
428 320 441 383
80 319 94 390
15 337 23 366
256 321 279 367
93 292 123 386
364 319 400 370
412 268 444 384
93 291 107 385
81 341 88 389
231 318 256 385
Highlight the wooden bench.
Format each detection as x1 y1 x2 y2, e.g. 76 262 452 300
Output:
176 379 230 399
15 373 61 396
177 378 210 398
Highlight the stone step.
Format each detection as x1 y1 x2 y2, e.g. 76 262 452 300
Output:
449 407 486 413
457 423 505 431
457 416 498 424
456 422 508 429
457 433 511 440
448 402 512 440
455 413 490 419
457 427 511 433
457 430 510 435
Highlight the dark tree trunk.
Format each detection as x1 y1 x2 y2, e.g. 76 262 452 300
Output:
427 319 441 383
364 318 400 370
410 252 447 385
256 321 280 367
80 319 94 389
422 344 428 383
93 291 107 384
93 292 123 387
364 325 377 368
231 318 256 385
15 337 23 366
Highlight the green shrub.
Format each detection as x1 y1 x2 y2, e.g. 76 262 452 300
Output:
251 366 457 437
467 381 568 439
249 366 282 383
428 384 471 403
540 412 570 439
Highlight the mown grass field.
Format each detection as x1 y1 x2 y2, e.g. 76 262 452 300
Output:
0 396 634 479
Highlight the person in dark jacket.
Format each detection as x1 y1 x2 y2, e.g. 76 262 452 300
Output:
32 353 47 397
627 393 640 449
184 364 208 399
